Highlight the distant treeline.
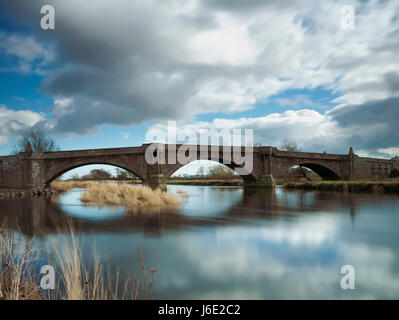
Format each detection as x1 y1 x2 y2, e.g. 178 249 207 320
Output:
68 168 139 181
171 165 238 180
68 165 240 181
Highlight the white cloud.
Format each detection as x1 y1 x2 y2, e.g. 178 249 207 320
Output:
0 31 54 74
148 109 344 152
0 105 45 144
188 13 260 66
378 147 399 157
1 0 398 155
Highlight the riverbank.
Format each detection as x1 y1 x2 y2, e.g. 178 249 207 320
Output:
167 178 243 186
61 178 245 186
283 179 399 194
64 178 288 186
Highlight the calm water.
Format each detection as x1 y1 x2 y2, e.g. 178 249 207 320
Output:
1 185 399 299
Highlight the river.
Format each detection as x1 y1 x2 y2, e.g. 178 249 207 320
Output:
1 185 399 299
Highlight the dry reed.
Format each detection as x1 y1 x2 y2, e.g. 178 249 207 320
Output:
51 180 97 193
80 184 183 210
0 226 43 300
0 221 157 300
52 224 155 300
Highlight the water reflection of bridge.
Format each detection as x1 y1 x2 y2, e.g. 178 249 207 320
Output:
0 187 371 238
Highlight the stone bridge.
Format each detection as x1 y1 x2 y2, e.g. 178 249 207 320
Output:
0 143 398 191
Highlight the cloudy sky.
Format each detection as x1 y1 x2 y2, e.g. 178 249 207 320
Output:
1 0 399 172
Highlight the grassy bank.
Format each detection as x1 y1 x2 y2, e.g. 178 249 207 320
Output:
52 178 290 189
283 179 399 194
51 178 245 189
167 178 243 186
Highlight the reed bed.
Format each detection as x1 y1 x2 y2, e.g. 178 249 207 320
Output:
51 180 96 192
80 183 183 210
0 226 43 300
0 222 156 300
52 225 156 300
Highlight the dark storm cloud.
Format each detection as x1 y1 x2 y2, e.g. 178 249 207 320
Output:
1 0 213 133
203 0 304 12
1 0 399 156
385 72 399 93
328 97 399 151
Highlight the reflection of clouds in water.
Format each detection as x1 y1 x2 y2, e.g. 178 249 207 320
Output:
168 185 243 218
161 231 338 299
339 244 399 299
216 214 338 246
152 212 399 299
58 189 125 221
194 289 264 300
7 185 399 299
78 194 399 299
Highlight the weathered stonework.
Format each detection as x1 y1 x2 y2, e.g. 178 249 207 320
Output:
245 175 276 188
0 144 398 190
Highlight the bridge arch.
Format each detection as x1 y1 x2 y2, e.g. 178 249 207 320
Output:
289 162 341 180
166 159 257 182
44 161 145 187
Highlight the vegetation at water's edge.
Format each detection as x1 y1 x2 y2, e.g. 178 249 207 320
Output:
51 181 186 213
283 179 399 193
80 183 183 209
167 178 244 186
0 224 156 300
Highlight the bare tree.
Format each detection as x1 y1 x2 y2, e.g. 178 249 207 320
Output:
12 129 60 154
281 138 300 152
391 156 399 160
81 169 112 181
207 165 237 179
281 138 311 180
115 168 138 180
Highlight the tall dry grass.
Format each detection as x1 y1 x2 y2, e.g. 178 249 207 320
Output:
51 180 96 193
80 183 183 210
0 222 157 300
0 226 43 300
53 224 156 300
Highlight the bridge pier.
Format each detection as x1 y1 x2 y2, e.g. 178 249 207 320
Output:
145 174 167 191
244 174 276 188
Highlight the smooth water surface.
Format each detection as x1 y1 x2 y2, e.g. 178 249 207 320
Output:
1 185 399 299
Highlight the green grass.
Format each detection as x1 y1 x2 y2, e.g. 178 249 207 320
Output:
283 179 399 194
